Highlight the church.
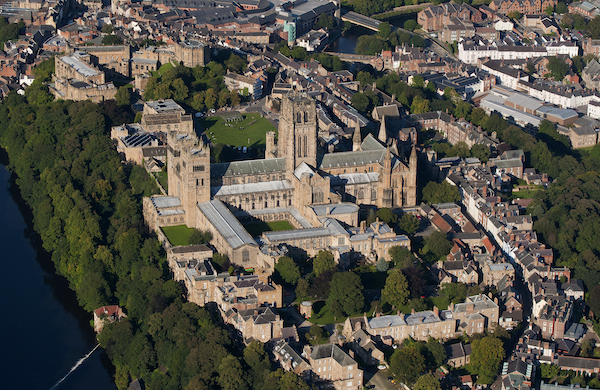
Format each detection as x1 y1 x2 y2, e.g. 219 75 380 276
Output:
143 92 418 269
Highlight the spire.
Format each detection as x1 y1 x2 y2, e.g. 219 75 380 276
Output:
353 120 362 151
391 138 399 156
379 115 387 143
410 143 417 167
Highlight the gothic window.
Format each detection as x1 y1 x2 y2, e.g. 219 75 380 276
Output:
193 165 205 172
297 112 301 123
358 189 365 199
265 201 268 208
304 111 308 122
304 135 308 157
297 136 302 158
277 200 280 207
371 189 377 201
242 249 249 262
312 188 324 203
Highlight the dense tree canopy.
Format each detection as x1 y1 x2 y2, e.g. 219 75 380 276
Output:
382 270 410 308
274 256 301 285
470 336 506 384
328 272 365 317
313 250 336 276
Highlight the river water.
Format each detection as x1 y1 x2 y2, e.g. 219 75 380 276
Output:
0 160 116 390
329 12 418 54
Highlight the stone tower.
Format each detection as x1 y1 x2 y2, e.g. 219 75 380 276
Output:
167 133 211 226
265 131 276 159
353 121 362 151
279 93 318 172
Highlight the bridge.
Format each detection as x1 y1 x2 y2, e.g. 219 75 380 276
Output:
326 52 384 70
341 10 382 31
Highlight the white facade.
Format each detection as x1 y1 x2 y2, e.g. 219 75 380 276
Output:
589 101 600 119
546 42 580 57
458 43 547 65
494 19 514 31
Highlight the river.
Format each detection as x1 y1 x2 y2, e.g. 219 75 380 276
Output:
0 158 116 390
328 12 418 54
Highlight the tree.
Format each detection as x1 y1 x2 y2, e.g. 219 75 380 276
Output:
404 20 419 31
589 284 600 317
556 2 567 13
102 34 123 45
275 256 301 285
351 93 370 113
411 96 430 114
404 265 426 299
376 208 397 225
424 338 446 369
470 336 506 384
382 270 410 308
389 346 425 385
440 282 468 304
295 278 310 300
412 75 425 88
189 229 212 245
422 231 453 262
414 373 441 390
422 181 461 204
328 272 365 317
398 213 420 235
376 258 389 272
507 11 521 19
315 13 335 30
547 57 569 81
355 35 388 56
218 355 248 390
545 5 554 15
470 144 491 163
389 246 415 269
313 250 336 276
379 22 392 38
101 24 114 34
308 324 328 345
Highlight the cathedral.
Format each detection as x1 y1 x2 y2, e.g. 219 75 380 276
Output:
143 92 418 269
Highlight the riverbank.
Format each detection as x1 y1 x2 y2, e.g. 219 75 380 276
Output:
0 147 116 390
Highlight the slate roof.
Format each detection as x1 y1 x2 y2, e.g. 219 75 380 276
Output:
197 199 256 249
211 158 285 178
310 344 356 366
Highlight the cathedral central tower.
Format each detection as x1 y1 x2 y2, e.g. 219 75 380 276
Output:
279 93 318 172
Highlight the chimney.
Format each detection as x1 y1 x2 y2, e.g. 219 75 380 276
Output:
376 312 381 318
433 306 439 316
466 303 475 313
360 220 366 233
411 308 415 314
349 350 355 358
326 206 331 214
397 310 401 316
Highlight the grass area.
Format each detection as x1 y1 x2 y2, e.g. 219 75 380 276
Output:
244 220 294 237
199 113 277 148
161 225 196 246
311 301 373 325
429 296 449 310
154 170 168 191
511 189 539 199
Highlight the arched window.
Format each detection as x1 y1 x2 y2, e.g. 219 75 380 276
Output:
242 249 249 262
297 136 302 157
304 111 308 122
358 189 365 199
371 189 377 201
296 112 301 123
312 188 324 204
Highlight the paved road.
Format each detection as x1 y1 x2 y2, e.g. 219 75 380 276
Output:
364 368 398 390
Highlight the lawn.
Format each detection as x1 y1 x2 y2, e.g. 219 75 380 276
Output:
154 170 168 191
199 113 277 148
150 62 175 77
244 220 294 237
161 225 196 246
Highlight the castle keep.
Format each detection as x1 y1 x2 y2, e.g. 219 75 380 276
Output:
144 93 418 269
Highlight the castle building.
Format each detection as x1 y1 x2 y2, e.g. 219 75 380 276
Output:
143 93 418 269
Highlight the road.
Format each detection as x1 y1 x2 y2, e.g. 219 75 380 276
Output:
364 368 398 390
370 2 431 18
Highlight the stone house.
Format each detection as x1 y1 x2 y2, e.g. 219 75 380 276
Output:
93 305 126 333
304 344 364 390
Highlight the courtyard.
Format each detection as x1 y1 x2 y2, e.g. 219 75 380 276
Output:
198 112 277 149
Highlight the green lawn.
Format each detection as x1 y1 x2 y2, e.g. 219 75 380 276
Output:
244 220 294 237
154 170 168 191
511 190 539 199
161 225 196 246
199 113 277 148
